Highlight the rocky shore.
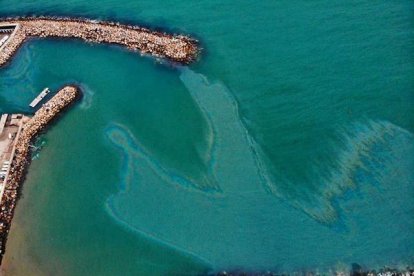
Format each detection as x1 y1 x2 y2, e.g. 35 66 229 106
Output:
0 16 199 66
0 85 80 263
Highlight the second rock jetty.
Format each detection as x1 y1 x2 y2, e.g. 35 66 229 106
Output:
0 16 199 66
0 86 80 263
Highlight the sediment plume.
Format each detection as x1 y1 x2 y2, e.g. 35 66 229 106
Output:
0 85 80 263
0 16 199 66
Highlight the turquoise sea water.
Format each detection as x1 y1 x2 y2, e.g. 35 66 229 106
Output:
0 1 413 275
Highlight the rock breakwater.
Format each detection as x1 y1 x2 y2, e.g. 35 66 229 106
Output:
0 16 199 66
0 85 80 263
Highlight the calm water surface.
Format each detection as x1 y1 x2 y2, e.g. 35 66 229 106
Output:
0 0 413 275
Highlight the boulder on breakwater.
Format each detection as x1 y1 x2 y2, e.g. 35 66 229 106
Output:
0 85 80 263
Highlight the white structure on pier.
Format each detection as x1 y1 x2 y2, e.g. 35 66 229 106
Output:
0 35 9 48
30 88 51 108
0 114 8 135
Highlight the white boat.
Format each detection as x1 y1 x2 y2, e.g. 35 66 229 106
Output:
0 35 9 47
29 88 51 108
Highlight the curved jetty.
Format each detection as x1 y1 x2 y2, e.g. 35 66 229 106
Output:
0 15 199 266
0 16 198 66
0 86 80 263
